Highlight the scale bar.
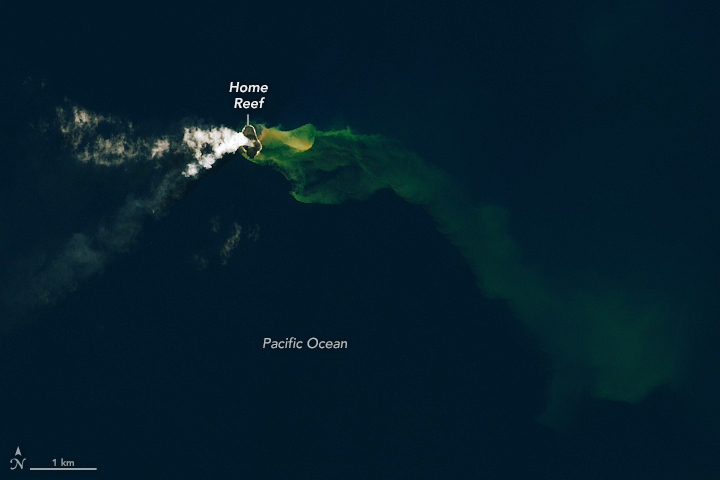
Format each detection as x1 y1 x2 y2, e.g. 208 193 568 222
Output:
30 467 97 471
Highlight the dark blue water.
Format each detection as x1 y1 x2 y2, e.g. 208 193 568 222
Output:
2 1 719 478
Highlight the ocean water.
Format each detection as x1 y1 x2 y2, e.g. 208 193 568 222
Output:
2 1 719 478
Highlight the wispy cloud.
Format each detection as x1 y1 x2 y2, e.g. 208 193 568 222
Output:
2 102 251 332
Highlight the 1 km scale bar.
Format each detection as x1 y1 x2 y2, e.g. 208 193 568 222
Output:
29 457 96 470
30 467 97 470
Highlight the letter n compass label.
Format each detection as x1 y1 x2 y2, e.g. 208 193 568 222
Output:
10 446 25 470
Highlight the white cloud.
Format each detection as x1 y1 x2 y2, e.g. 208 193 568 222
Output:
57 104 175 166
3 101 256 330
182 127 252 177
220 222 243 266
152 139 170 158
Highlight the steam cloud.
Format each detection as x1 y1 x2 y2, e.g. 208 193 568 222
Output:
56 105 171 165
1 104 251 332
183 127 253 177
